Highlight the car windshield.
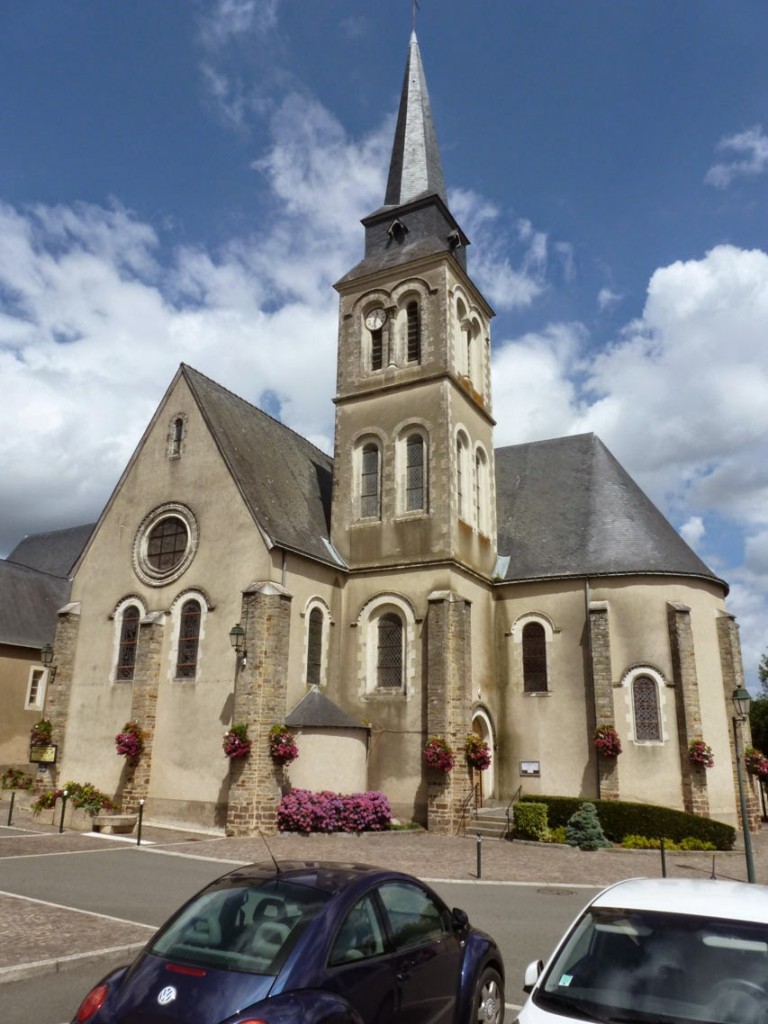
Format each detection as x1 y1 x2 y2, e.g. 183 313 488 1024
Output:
150 879 331 975
535 906 768 1024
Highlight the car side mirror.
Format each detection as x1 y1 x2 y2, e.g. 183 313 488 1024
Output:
523 959 543 993
451 907 469 932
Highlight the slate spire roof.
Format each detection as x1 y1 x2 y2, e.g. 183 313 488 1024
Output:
384 31 447 208
495 433 724 588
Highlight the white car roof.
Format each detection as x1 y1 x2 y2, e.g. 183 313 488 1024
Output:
591 877 768 924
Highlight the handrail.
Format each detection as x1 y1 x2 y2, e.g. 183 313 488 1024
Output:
504 785 522 838
456 783 480 836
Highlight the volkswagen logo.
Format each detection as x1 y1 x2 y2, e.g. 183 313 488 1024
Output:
157 985 177 1006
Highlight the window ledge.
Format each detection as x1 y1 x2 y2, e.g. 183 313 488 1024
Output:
523 690 551 697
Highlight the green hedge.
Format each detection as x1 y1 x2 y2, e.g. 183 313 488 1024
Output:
519 794 735 850
513 801 550 841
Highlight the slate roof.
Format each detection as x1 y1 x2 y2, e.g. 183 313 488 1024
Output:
7 523 94 577
384 32 447 208
183 365 342 568
0 560 70 648
495 433 723 587
285 686 367 730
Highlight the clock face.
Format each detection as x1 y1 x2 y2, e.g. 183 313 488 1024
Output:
365 308 387 330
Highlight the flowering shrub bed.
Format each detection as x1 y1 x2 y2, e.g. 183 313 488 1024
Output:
1 767 33 790
464 734 491 771
278 789 391 834
688 738 714 769
115 721 144 763
269 724 298 765
423 736 454 773
223 723 251 759
593 725 622 758
30 719 53 746
33 780 115 817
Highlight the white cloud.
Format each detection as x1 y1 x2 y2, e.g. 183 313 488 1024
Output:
597 286 622 311
705 125 768 189
680 516 705 550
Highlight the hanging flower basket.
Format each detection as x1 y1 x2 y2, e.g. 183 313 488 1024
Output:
224 723 252 760
30 719 53 746
269 724 298 765
115 721 144 763
464 734 492 771
688 738 714 769
424 736 454 774
745 748 768 776
594 725 622 759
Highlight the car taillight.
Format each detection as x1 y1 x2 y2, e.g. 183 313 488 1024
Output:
76 983 109 1022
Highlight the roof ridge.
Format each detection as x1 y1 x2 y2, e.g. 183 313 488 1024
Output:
180 363 332 464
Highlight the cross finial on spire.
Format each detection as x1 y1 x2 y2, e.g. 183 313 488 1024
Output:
412 0 419 32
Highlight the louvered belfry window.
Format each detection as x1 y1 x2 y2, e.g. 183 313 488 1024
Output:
406 300 421 362
377 613 403 688
306 607 323 686
176 599 201 679
522 622 548 693
117 606 140 681
361 443 380 518
633 675 661 740
405 434 425 511
371 328 383 371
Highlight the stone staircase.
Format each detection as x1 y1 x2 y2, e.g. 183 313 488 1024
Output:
464 802 513 840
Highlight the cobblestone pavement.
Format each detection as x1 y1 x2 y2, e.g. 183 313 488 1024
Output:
1 801 765 983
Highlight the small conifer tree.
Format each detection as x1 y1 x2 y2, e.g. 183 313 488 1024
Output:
565 801 612 850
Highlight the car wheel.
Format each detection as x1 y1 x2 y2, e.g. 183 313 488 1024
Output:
472 966 504 1024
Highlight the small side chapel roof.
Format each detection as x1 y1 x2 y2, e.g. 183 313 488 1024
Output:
182 365 342 569
7 523 94 578
495 433 725 588
285 686 367 730
0 560 70 648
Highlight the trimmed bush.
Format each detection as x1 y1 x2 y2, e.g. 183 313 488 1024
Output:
519 794 735 850
513 801 550 841
621 834 716 852
278 789 391 834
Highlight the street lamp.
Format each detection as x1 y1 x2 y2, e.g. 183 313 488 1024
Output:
40 642 57 683
229 623 246 666
732 686 756 884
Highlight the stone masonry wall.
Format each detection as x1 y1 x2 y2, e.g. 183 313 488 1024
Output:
717 613 760 832
667 603 710 818
425 591 472 834
43 604 81 789
120 615 164 815
589 601 619 800
226 583 292 836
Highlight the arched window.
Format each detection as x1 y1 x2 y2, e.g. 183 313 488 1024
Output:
633 675 661 741
360 442 381 519
176 599 201 679
172 417 184 456
405 434 426 511
406 300 421 363
377 613 403 689
522 622 548 693
306 607 324 687
370 328 383 371
456 433 470 520
117 606 140 681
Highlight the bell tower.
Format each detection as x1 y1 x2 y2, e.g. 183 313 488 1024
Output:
330 33 497 578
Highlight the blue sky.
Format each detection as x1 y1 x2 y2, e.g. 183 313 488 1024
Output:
1 1 767 681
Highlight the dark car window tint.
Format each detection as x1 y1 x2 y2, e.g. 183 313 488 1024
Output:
150 881 330 975
378 882 449 951
329 895 386 966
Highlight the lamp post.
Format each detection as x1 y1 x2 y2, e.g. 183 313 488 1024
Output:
732 686 756 884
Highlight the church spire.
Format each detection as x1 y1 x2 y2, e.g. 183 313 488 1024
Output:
384 31 447 207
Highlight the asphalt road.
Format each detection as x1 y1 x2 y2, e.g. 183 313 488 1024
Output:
0 844 598 1023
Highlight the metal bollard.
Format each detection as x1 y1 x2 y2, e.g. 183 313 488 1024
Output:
476 832 482 879
7 790 15 826
137 798 145 846
659 837 667 877
59 791 69 833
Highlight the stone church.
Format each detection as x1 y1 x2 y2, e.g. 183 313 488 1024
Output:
37 33 750 835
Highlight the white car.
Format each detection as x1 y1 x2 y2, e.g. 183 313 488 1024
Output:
517 877 768 1024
